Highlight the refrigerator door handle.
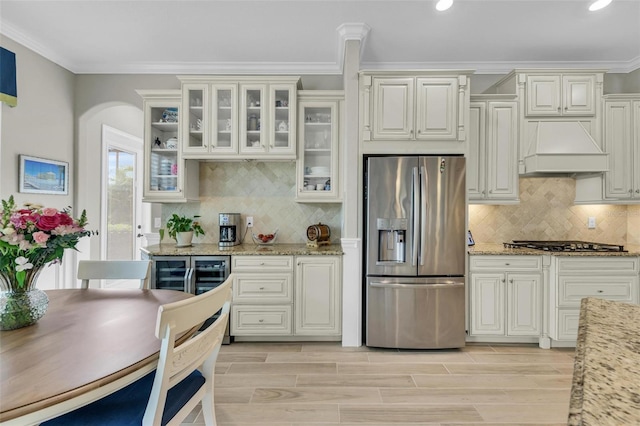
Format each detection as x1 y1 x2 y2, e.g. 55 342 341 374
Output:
370 281 464 290
412 166 420 267
419 165 427 266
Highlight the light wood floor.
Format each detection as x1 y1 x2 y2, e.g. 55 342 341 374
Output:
182 342 575 425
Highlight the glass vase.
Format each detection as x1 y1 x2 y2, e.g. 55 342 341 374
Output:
0 266 49 330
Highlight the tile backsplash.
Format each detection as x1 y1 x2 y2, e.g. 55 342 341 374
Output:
469 177 638 245
161 162 342 245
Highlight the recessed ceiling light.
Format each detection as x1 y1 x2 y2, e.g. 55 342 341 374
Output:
436 0 453 11
589 0 612 11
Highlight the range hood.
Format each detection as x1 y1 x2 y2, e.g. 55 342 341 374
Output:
522 121 608 174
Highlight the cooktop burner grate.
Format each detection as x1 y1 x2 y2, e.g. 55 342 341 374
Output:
503 240 627 252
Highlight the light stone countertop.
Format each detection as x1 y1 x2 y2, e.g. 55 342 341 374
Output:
142 243 344 257
469 243 640 257
568 297 640 425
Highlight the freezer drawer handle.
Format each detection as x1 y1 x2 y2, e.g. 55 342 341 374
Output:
369 282 464 289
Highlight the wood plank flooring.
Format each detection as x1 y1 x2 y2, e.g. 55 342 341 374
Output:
182 342 575 425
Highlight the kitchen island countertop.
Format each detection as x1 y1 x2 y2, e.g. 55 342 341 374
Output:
142 243 344 257
469 243 640 256
568 297 640 425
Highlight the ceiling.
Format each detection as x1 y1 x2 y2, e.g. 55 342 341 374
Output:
1 0 639 75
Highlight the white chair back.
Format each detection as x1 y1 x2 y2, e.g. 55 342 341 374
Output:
143 274 232 425
77 260 151 289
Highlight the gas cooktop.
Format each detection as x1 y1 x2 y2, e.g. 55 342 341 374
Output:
503 240 627 252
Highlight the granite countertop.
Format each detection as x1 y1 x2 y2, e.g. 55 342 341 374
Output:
568 297 640 425
142 243 344 256
469 243 640 257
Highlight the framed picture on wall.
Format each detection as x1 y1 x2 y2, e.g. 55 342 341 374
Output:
19 155 69 195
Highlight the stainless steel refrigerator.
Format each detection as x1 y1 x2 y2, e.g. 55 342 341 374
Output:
364 155 466 349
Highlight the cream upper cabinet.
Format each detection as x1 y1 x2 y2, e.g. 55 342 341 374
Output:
468 96 519 203
239 83 297 158
526 74 596 116
603 96 640 201
178 76 300 160
182 82 239 156
414 77 458 140
370 77 414 140
137 89 199 203
296 91 343 203
360 71 470 154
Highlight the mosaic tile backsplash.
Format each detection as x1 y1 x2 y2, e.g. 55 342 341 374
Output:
161 162 343 245
469 177 640 246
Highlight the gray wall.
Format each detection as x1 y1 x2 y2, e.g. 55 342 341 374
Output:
0 36 75 209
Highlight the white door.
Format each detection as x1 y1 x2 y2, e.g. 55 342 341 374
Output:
101 125 145 288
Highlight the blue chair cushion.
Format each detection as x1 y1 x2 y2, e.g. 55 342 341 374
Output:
41 369 205 426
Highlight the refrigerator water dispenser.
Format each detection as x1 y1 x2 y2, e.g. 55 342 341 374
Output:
376 218 407 263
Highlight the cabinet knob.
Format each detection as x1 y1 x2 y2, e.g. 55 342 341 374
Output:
557 107 561 112
259 287 265 290
564 106 568 110
505 263 510 266
481 190 486 195
501 278 506 283
260 262 265 266
636 189 640 194
597 290 603 293
629 189 634 194
259 319 264 323
509 279 513 283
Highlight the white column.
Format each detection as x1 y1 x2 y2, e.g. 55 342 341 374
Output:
337 25 369 346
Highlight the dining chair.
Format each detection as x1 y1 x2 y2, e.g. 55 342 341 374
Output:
42 274 233 426
77 260 152 289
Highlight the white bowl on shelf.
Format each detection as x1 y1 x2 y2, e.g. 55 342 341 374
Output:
310 166 329 175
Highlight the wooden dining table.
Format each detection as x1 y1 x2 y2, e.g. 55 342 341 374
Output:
0 288 194 426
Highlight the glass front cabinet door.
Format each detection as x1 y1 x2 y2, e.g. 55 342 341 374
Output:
296 91 343 202
138 89 199 203
239 78 298 159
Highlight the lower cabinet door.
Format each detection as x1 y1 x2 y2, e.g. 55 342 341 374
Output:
231 305 292 336
506 273 541 336
469 273 505 336
294 256 341 336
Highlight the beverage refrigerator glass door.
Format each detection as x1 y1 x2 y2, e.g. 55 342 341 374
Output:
364 155 466 349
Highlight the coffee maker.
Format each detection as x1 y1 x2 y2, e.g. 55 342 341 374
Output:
219 213 241 247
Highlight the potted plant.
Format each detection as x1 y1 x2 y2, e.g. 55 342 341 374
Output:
166 213 205 247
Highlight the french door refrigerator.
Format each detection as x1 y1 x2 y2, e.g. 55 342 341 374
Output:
364 155 466 349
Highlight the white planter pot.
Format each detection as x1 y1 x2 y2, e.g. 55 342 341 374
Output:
176 231 194 247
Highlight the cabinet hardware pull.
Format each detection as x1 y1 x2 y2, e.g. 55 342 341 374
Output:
259 319 264 322
597 290 603 293
557 107 561 112
509 279 513 283
259 287 265 290
501 279 506 283
629 189 633 194
260 262 265 265
505 263 510 266
636 189 639 193
564 106 568 110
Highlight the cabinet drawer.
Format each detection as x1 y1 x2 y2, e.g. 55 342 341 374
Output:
557 257 639 274
231 305 292 335
470 256 542 271
556 309 580 341
232 255 293 272
558 276 637 307
232 273 292 303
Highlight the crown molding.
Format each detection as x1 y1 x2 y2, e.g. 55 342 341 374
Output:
0 19 76 72
336 23 371 73
363 58 640 74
